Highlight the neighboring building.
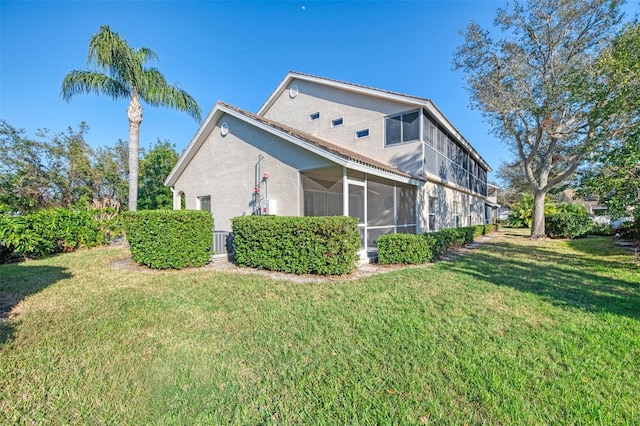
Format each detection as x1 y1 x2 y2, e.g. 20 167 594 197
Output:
165 72 494 254
560 189 630 227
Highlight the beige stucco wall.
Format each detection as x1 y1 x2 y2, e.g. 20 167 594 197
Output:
172 113 332 231
417 180 487 233
262 79 423 176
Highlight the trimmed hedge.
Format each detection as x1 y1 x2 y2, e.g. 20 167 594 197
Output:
122 210 213 269
545 212 591 239
231 216 360 275
377 233 433 265
0 208 112 261
376 224 492 265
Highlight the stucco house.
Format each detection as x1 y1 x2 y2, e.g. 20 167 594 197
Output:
165 72 494 254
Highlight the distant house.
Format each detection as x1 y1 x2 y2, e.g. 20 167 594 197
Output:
165 72 495 254
560 189 630 227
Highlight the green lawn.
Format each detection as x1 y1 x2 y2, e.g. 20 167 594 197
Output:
1 229 639 424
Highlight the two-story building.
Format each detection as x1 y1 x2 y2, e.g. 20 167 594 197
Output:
165 72 493 254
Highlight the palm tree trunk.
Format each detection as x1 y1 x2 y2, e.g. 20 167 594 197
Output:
127 94 143 211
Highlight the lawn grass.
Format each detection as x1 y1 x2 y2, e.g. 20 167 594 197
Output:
1 229 639 424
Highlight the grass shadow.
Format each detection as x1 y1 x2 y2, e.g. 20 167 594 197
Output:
0 264 72 345
448 235 640 319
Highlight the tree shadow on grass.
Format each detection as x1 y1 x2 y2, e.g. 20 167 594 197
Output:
0 264 72 345
448 238 640 319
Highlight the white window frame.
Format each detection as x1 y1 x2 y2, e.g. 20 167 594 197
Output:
309 111 320 121
331 117 344 127
355 128 370 139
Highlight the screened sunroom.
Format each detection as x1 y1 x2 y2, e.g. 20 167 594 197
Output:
301 165 417 250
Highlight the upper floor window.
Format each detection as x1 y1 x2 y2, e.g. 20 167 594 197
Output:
309 111 320 121
331 117 344 127
385 110 419 147
355 128 370 139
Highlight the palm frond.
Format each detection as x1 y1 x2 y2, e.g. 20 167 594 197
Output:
135 47 158 64
141 68 202 122
61 70 130 101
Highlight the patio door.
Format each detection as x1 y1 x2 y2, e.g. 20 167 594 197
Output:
348 182 365 248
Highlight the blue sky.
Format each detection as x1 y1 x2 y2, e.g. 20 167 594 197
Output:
1 1 637 182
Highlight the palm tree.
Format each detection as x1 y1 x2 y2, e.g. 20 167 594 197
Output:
61 25 201 211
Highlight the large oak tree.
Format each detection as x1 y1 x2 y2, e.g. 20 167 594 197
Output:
62 25 201 211
454 0 630 238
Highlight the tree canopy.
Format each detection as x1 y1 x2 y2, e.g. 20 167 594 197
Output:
0 120 179 214
454 0 630 238
577 22 640 224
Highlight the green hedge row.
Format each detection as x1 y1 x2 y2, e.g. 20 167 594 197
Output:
545 212 592 239
231 216 360 275
122 210 213 269
0 208 117 261
378 224 493 265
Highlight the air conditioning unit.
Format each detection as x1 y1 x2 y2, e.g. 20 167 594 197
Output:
261 199 277 215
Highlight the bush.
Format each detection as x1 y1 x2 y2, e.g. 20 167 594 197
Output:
545 212 592 239
425 233 444 259
0 208 109 261
231 216 359 275
377 233 433 265
122 210 213 269
613 218 640 240
590 223 613 236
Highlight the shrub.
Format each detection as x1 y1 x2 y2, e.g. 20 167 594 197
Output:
122 210 213 269
0 208 109 260
590 223 613 236
377 233 433 265
545 212 592 239
231 216 359 275
436 228 470 250
425 233 444 259
613 218 640 240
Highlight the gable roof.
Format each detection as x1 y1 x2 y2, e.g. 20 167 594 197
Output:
165 101 425 187
257 71 491 172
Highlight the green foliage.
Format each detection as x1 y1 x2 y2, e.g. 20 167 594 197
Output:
122 210 212 269
425 233 444 259
613 218 640 240
377 233 433 265
509 194 555 228
138 139 179 210
378 225 493 265
590 223 613 236
545 212 592 239
554 202 588 215
0 208 112 260
231 216 359 275
0 120 130 213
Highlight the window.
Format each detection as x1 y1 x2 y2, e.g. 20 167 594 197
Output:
198 195 211 213
385 110 419 146
355 128 370 139
428 197 437 231
453 201 461 228
309 111 320 121
331 117 344 127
